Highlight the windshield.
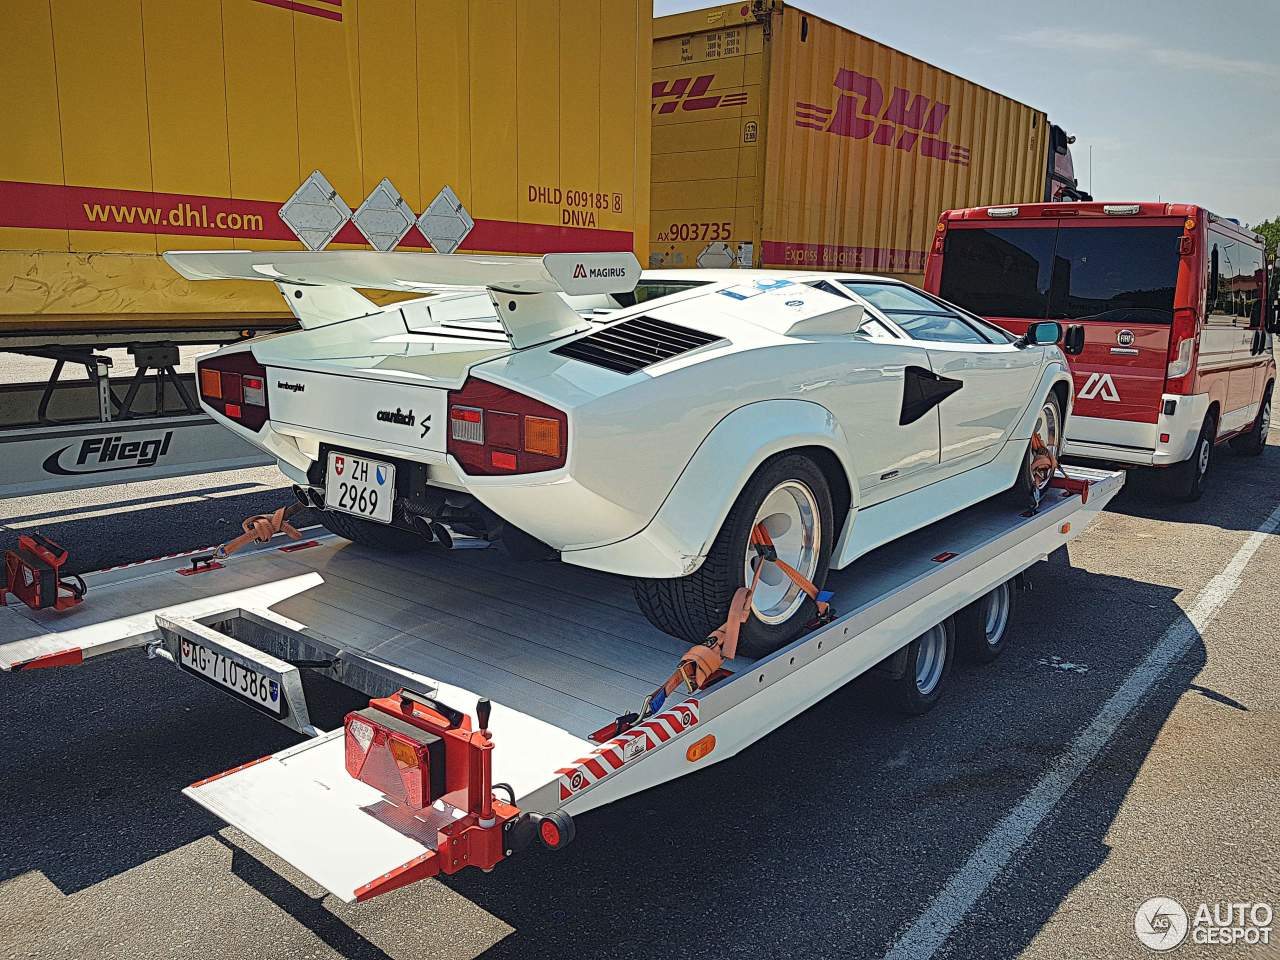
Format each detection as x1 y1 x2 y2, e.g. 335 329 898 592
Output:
939 225 1183 324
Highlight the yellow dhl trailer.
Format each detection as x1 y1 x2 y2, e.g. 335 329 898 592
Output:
650 1 1086 283
0 0 651 349
0 0 650 499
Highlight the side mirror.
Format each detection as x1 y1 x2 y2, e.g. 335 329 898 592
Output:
1209 246 1220 303
1063 323 1086 355
1019 320 1062 347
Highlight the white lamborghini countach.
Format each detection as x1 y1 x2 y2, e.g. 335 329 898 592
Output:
167 250 1071 654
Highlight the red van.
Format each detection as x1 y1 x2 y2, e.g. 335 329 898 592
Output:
924 203 1275 500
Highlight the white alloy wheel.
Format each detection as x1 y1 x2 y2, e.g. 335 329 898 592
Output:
1030 398 1063 493
744 480 821 626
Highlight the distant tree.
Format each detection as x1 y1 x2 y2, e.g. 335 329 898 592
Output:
1251 217 1280 264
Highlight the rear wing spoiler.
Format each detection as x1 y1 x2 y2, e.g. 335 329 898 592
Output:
162 250 642 347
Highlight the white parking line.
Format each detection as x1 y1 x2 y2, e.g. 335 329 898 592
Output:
883 501 1280 960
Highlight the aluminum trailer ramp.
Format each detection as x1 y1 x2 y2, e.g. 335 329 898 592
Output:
0 466 1122 902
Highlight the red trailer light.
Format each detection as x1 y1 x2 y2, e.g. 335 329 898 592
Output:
446 377 568 475
197 351 270 431
344 706 446 809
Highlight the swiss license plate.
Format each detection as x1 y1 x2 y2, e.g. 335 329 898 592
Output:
179 638 283 715
325 452 395 523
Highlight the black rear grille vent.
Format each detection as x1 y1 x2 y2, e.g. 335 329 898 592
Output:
552 316 723 374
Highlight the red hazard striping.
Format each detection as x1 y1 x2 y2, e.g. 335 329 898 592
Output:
0 180 632 256
188 753 273 789
11 647 83 670
248 0 342 21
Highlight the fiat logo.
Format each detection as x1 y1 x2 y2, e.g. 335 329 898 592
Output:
1117 329 1136 347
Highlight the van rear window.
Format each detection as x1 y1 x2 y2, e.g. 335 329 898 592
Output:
940 225 1182 324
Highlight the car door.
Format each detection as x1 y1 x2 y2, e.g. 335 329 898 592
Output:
803 280 942 506
840 281 1043 470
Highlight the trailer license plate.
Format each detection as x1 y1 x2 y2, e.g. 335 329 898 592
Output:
325 453 395 523
179 638 283 715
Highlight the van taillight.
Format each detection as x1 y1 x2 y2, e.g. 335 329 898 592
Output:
1166 306 1199 385
197 351 269 431
447 377 567 475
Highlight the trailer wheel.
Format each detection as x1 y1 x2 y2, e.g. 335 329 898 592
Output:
633 453 833 656
319 510 429 553
954 578 1016 663
1165 412 1216 501
1230 383 1271 456
880 619 954 716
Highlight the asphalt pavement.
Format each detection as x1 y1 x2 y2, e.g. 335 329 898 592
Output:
0 443 1277 960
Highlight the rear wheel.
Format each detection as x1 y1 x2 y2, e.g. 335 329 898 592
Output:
633 454 834 656
879 620 955 715
1008 393 1063 512
1166 412 1216 501
320 510 429 553
955 578 1016 663
1230 384 1271 456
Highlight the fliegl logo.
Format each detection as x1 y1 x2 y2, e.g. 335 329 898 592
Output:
43 431 174 476
796 69 971 166
651 75 748 114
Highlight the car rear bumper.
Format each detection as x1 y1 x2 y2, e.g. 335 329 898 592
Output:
1062 393 1209 467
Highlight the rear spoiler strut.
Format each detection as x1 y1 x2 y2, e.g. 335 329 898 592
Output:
162 250 642 347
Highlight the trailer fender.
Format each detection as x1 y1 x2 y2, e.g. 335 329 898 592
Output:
562 400 858 578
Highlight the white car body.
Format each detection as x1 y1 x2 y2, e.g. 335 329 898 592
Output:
168 251 1072 579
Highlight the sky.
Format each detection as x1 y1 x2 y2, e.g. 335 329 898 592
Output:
653 0 1280 229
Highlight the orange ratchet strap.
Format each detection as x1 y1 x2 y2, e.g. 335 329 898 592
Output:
214 502 305 559
629 523 835 729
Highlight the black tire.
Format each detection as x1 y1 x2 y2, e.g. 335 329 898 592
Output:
1008 392 1064 513
633 453 834 656
878 619 954 716
1229 384 1271 456
955 578 1017 664
1165 412 1216 501
319 510 429 553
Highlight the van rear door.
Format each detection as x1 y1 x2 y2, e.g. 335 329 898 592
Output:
938 221 1182 449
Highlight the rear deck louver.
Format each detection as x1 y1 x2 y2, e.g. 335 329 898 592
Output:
552 316 723 374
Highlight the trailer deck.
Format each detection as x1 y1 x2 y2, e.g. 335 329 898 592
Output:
0 466 1123 903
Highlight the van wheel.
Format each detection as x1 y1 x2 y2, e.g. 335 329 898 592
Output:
1230 385 1271 456
878 620 954 715
633 454 834 656
955 579 1016 663
1166 413 1216 501
320 510 429 552
1008 393 1063 512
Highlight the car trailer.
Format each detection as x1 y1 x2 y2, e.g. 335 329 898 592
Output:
0 466 1122 904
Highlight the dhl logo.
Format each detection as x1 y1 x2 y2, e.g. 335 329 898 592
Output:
651 75 749 114
796 69 970 166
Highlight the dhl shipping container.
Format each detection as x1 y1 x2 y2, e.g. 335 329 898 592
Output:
651 1 1063 283
0 0 651 348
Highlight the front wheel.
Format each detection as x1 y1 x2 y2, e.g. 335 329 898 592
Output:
633 454 834 656
1008 393 1063 512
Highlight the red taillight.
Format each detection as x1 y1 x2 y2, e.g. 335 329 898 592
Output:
447 377 567 475
197 350 269 431
344 707 445 810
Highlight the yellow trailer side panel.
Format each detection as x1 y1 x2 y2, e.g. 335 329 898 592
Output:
652 3 1049 283
0 0 650 338
650 13 766 270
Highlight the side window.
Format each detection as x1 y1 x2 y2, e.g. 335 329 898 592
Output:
1242 245 1265 329
804 279 897 339
1207 235 1240 327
